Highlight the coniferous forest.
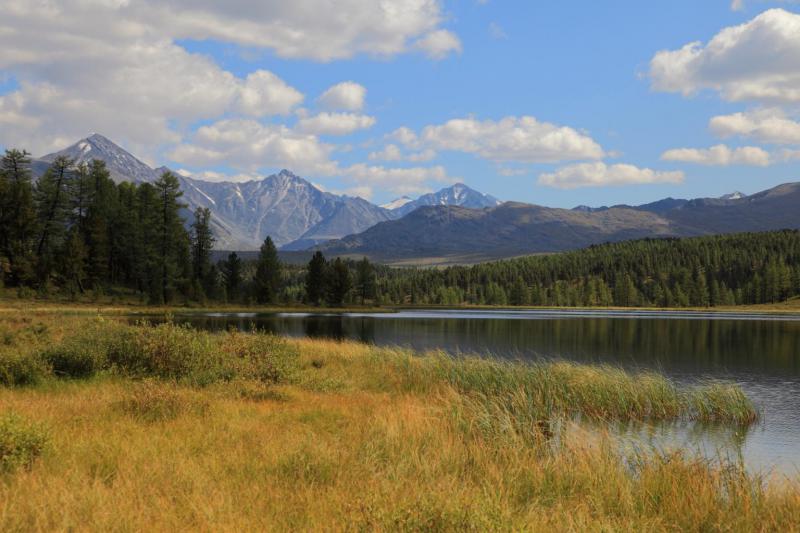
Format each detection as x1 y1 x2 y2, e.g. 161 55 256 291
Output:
2 149 799 308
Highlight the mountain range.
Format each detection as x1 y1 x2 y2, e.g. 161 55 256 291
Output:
318 182 800 263
32 134 492 250
30 134 800 263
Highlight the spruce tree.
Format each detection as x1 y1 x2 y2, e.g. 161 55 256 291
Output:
355 257 377 304
151 171 188 304
190 207 215 298
34 156 74 284
327 257 352 306
305 251 328 305
254 236 281 304
220 252 243 302
0 149 37 285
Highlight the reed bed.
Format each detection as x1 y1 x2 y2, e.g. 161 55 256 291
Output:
0 311 794 531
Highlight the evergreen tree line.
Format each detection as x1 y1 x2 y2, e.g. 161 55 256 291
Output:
0 150 223 304
4 149 799 308
352 231 800 307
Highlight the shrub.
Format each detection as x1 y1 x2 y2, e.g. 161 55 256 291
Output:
116 380 209 422
0 412 48 473
222 331 299 384
109 322 231 385
0 349 47 386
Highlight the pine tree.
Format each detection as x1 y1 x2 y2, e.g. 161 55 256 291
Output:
84 160 115 287
254 236 281 304
34 156 74 283
151 171 188 304
327 257 352 306
190 207 215 298
305 251 328 305
60 227 88 298
0 149 37 285
220 252 243 303
355 257 377 304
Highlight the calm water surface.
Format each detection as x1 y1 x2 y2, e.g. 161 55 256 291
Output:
136 309 800 475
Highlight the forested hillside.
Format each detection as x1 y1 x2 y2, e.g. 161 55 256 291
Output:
361 231 800 307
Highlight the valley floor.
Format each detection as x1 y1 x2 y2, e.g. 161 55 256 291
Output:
0 309 799 531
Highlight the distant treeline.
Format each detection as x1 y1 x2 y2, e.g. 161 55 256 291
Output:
2 148 799 307
361 231 800 307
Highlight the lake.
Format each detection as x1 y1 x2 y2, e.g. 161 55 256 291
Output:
135 309 800 476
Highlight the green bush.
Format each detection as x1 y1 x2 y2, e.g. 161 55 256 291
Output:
0 412 48 473
222 331 299 384
0 349 47 386
109 322 231 385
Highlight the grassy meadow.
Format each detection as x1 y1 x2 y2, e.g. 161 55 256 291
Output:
1 308 799 531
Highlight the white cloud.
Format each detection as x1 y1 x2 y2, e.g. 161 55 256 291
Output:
369 144 404 161
414 29 462 59
0 0 458 154
388 127 421 148
296 112 376 136
710 108 800 144
168 119 338 176
420 116 605 163
345 163 456 196
538 163 684 189
368 143 436 162
649 9 800 103
317 82 367 111
731 0 745 11
131 1 457 62
237 71 304 117
661 144 771 166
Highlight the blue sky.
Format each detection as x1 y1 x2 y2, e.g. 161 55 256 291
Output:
2 0 800 207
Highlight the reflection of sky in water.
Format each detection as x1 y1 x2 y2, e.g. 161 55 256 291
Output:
134 310 800 475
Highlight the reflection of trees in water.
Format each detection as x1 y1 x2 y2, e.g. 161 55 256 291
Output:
137 314 800 376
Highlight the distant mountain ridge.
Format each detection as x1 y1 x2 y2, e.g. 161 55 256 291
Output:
31 134 502 251
384 183 500 217
318 183 800 263
32 134 800 262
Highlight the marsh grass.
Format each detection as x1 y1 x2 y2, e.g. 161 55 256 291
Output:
0 311 793 531
115 380 210 422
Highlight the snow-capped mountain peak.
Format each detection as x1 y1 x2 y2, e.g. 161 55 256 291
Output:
719 191 746 200
40 133 159 184
381 196 413 210
386 182 501 217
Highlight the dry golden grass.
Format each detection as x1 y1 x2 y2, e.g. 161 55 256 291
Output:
0 310 798 531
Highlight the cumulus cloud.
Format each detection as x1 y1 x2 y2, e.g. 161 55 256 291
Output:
317 82 367 111
649 9 800 103
661 144 771 166
419 116 605 163
168 119 338 177
345 163 456 196
237 71 304 117
0 0 458 154
538 163 684 189
296 112 376 136
710 108 800 144
368 144 436 162
414 29 463 59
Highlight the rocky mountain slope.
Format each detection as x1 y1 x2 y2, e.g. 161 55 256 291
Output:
318 183 800 263
384 182 500 217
